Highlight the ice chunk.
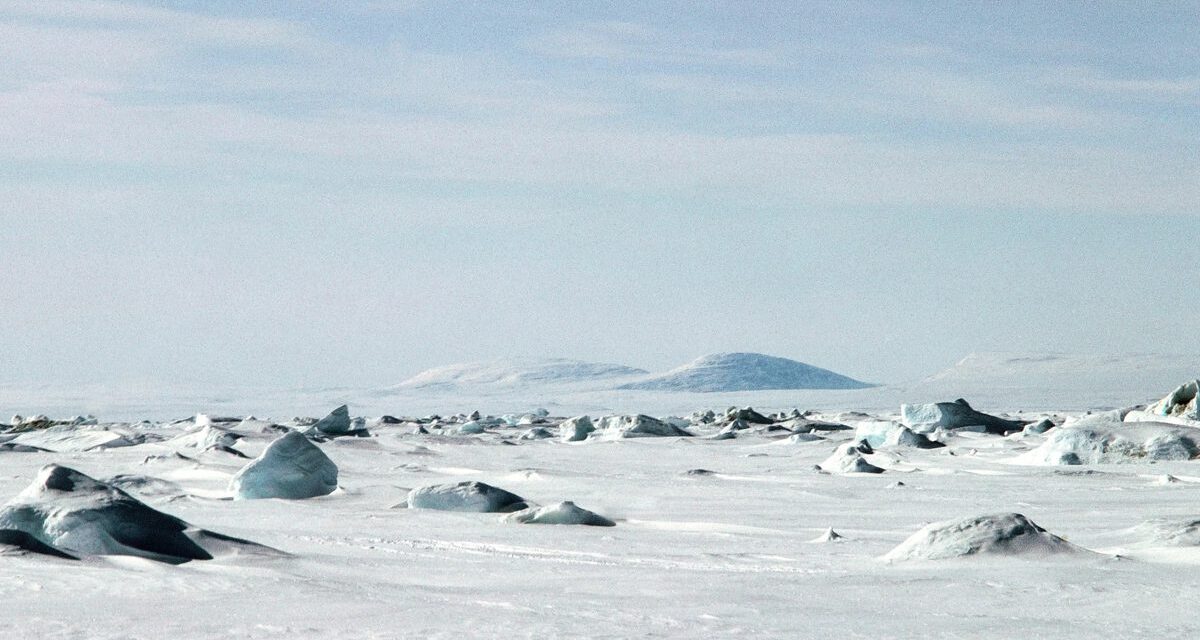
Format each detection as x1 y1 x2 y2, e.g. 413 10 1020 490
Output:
883 513 1084 561
558 416 595 442
901 399 1026 434
0 465 272 563
505 501 615 526
310 405 366 436
229 431 339 500
407 481 527 513
882 426 945 449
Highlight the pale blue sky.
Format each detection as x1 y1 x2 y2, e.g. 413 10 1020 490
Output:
1 1 1197 387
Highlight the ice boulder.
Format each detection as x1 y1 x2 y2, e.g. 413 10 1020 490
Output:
558 416 595 442
596 415 694 438
901 399 1026 434
883 513 1083 561
0 465 271 563
1014 423 1200 465
229 431 339 500
407 481 527 513
505 501 615 526
818 444 884 474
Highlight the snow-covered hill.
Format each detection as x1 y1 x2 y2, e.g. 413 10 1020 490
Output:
394 358 647 391
617 352 873 392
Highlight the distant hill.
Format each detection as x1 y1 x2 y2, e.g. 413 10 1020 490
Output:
911 352 1199 405
395 358 647 391
617 353 874 392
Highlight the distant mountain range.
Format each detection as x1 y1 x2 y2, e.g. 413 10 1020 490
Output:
395 352 873 393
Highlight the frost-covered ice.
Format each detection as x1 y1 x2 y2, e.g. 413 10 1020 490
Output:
901 398 1026 434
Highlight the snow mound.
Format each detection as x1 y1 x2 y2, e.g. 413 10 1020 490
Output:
407 481 528 513
884 513 1083 561
395 358 647 390
901 398 1026 434
229 431 339 500
1133 518 1200 546
818 444 884 474
558 416 595 442
0 465 271 563
1014 423 1200 465
505 501 615 526
596 415 693 438
618 352 873 392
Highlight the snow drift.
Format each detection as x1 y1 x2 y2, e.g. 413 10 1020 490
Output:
818 443 884 474
618 352 873 392
884 513 1083 561
229 431 339 500
0 465 271 563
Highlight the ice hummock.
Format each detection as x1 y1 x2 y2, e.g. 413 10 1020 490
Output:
0 465 272 563
901 398 1026 434
883 513 1084 561
595 414 693 438
505 501 615 526
407 481 528 513
1014 422 1200 465
229 431 339 500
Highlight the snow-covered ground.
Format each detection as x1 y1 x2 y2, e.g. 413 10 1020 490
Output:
3 354 1200 638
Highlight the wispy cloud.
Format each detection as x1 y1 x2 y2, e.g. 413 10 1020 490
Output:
523 20 786 68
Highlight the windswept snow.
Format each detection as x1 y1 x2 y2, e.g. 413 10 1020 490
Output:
619 352 873 392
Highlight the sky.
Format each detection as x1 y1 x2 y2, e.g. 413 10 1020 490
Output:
0 1 1197 389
